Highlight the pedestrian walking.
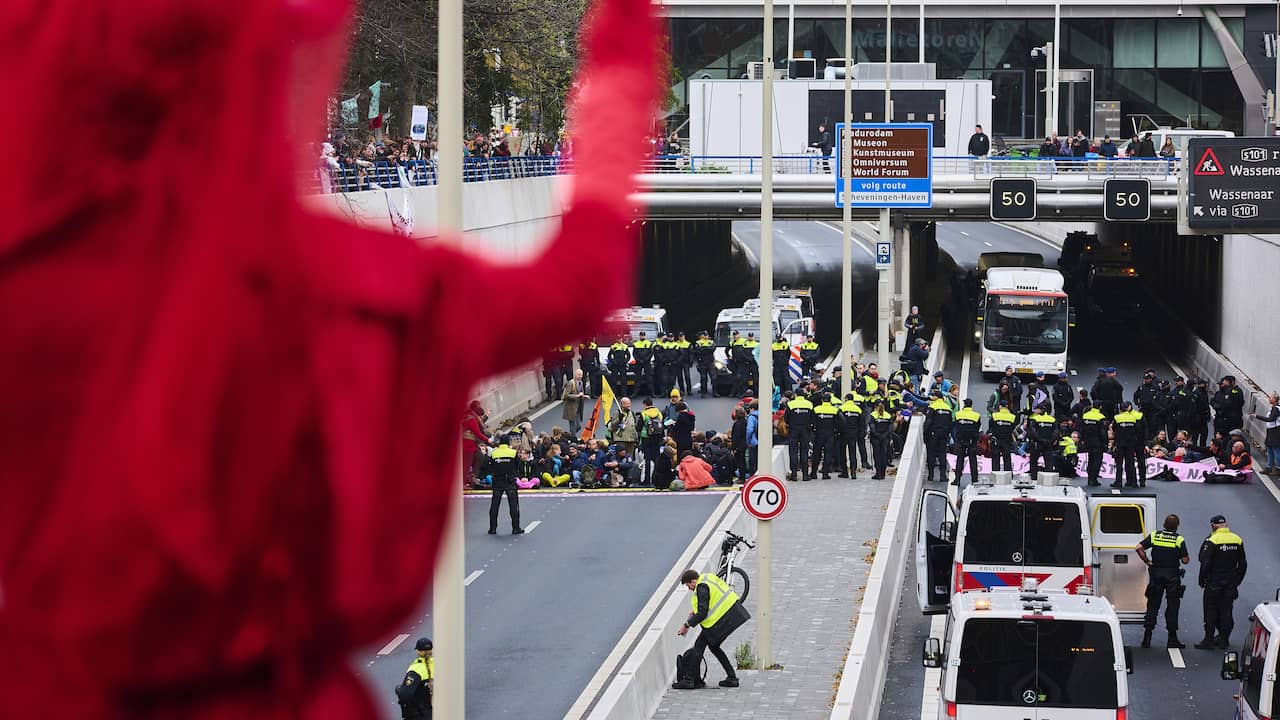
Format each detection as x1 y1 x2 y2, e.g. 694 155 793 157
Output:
1136 514 1190 649
395 637 435 719
1195 515 1248 649
673 569 749 689
562 369 587 434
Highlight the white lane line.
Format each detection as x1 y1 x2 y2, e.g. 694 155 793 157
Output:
1169 648 1187 668
817 220 876 257
919 614 947 720
524 520 542 534
529 399 561 421
731 230 760 268
1259 474 1280 507
994 222 1064 252
960 230 970 236
377 633 411 656
464 570 484 586
982 241 993 247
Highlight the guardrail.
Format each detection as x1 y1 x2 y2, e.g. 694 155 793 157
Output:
309 155 573 194
641 154 1181 179
828 327 946 720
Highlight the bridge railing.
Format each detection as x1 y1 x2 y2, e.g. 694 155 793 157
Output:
640 154 1182 179
309 155 573 194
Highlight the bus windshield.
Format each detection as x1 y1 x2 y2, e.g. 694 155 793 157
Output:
962 501 1085 567
715 320 777 347
983 294 1068 353
956 619 1118 708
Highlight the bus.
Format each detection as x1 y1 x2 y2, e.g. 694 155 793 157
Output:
976 266 1072 380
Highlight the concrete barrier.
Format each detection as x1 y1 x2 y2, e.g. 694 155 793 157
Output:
471 365 547 427
828 327 947 720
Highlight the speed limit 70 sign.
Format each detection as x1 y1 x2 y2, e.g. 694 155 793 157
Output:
741 474 788 520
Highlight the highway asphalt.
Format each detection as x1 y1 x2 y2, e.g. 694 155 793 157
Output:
880 222 1280 719
354 491 725 719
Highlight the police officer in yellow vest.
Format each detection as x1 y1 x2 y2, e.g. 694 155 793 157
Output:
771 335 792 392
674 569 750 689
631 332 654 396
923 390 954 483
1026 403 1059 483
799 335 820 376
1135 514 1190 649
1195 515 1247 649
1079 401 1108 486
1056 432 1079 477
784 393 815 481
485 441 523 535
395 637 435 719
675 331 693 396
1112 401 1147 488
952 399 982 489
988 401 1018 473
693 331 715 398
811 393 840 479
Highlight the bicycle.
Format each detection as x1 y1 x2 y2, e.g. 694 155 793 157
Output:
716 530 755 602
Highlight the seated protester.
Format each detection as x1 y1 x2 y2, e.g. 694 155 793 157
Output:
515 448 539 489
1146 430 1171 457
565 445 593 488
1169 430 1205 462
703 436 735 485
539 444 571 488
611 446 641 487
587 439 611 485
1206 440 1252 484
676 449 716 490
652 441 679 490
1056 431 1079 477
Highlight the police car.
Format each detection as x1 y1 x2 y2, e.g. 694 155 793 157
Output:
917 472 1157 622
599 306 669 387
1221 589 1280 720
922 584 1133 719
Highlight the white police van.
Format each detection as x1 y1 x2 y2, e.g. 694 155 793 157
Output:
922 585 1133 720
917 473 1156 622
598 306 669 388
1221 590 1280 720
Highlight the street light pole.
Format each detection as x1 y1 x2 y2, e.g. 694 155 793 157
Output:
878 0 893 371
757 0 776 671
433 0 465 716
1051 2 1061 136
841 0 853 398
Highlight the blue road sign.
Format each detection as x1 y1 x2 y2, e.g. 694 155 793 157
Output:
834 122 933 209
875 241 892 269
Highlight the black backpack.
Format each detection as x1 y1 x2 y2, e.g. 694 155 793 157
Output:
644 412 664 439
672 647 707 689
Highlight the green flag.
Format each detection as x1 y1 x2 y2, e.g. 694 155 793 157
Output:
367 81 382 121
340 96 358 125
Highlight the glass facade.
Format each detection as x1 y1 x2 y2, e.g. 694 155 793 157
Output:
667 16 1245 139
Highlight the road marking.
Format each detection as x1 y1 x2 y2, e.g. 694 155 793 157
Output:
817 221 876 257
524 520 542 534
376 633 411 656
464 570 484 586
982 241 992 247
1169 648 1186 668
919 614 947 720
960 230 970 236
1259 474 1280 507
731 230 760 268
529 399 561 421
994 222 1064 252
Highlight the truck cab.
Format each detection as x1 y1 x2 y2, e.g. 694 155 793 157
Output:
917 474 1156 622
922 586 1133 720
1221 591 1280 720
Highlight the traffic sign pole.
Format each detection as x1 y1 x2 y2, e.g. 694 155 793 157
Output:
758 0 775 670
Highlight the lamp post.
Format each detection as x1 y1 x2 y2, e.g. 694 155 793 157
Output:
841 0 853 397
757 0 776 671
878 0 893 371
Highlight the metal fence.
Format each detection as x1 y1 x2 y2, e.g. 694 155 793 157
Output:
310 155 573 194
639 154 1183 179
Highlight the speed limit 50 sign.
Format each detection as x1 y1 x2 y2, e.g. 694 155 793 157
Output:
741 474 788 520
1103 178 1151 222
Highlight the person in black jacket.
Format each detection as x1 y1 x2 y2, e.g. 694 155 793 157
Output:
812 123 834 172
730 407 749 482
673 402 696 455
1091 366 1124 418
395 637 434 719
1194 515 1247 649
675 569 750 689
967 124 990 158
1191 378 1212 446
1052 372 1074 420
1211 376 1245 438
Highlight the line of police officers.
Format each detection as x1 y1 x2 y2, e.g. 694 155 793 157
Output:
781 364 897 482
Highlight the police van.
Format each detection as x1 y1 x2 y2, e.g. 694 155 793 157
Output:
916 473 1157 622
599 306 669 387
1221 590 1280 720
922 586 1133 719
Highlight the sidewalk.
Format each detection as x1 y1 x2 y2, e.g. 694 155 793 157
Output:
649 467 895 719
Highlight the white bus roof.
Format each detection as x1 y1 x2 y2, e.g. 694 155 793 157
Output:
716 306 780 323
952 587 1118 622
985 267 1065 294
742 297 804 313
604 306 667 323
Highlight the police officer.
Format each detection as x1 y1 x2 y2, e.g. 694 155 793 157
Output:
631 332 654 396
555 343 576 396
1211 375 1245 438
1026 403 1059 482
651 334 672 398
952 399 982 489
732 333 759 397
1149 379 1173 442
1091 366 1124 419
837 392 865 479
799 334 820 377
1133 369 1159 414
1112 401 1146 488
784 392 815 481
867 400 894 479
395 637 435 719
771 334 792 392
1136 514 1190 649
811 393 839 479
923 390 954 482
1051 372 1074 420
1191 378 1212 446
1169 375 1191 441
579 339 601 396
674 569 749 689
675 331 693 396
607 338 631 394
988 400 1017 473
485 440 522 535
693 330 715 398
1195 515 1248 649
1079 400 1107 486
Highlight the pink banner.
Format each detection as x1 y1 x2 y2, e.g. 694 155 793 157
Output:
944 452 1250 483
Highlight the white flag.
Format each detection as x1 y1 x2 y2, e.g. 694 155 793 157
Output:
386 166 414 238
